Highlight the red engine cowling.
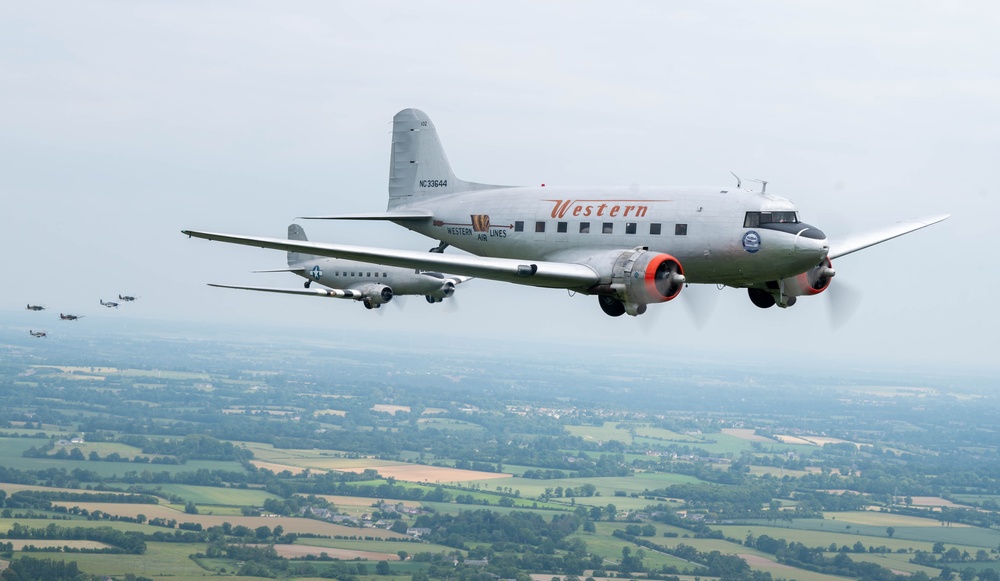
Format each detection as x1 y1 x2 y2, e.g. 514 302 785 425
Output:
605 249 685 315
782 257 834 299
750 257 835 309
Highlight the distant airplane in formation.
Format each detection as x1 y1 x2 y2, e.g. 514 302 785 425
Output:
205 224 468 310
26 304 45 311
100 299 119 309
118 294 138 302
29 330 47 338
59 313 83 321
184 109 949 317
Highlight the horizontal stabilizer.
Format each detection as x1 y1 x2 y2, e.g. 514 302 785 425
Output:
298 210 435 221
183 230 600 289
252 268 305 273
829 214 950 259
207 283 362 300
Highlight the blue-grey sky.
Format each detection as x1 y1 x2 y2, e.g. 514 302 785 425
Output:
1 2 995 368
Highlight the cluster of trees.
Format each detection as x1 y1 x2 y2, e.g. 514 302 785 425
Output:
410 509 584 551
3 490 158 510
0 556 135 581
1 524 146 554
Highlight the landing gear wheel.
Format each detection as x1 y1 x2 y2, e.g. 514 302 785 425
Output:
363 299 374 310
304 280 311 288
748 288 776 309
598 295 626 317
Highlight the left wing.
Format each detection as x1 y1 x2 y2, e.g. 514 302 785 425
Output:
829 214 950 260
207 283 364 300
182 230 600 289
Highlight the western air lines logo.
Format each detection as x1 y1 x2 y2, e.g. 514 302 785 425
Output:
432 215 512 241
471 214 491 232
547 199 670 219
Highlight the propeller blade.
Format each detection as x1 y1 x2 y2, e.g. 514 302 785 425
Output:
825 279 862 330
680 284 721 329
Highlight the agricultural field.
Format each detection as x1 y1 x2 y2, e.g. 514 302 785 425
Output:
493 471 703 501
152 483 280 506
3 320 1000 580
13 541 212 578
738 553 850 581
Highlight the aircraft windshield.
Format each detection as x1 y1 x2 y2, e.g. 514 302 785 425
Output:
744 211 798 228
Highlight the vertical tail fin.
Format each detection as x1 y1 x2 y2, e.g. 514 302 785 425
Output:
388 108 510 209
287 224 317 266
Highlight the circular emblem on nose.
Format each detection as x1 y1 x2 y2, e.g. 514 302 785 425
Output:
742 230 761 254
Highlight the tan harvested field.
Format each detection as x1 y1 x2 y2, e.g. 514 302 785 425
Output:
372 404 410 414
8 540 110 550
274 543 399 560
274 457 402 469
739 554 804 575
316 409 347 417
909 496 970 508
52 502 409 537
774 435 813 445
721 428 774 442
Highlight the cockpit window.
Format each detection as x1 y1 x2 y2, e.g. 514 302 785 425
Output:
744 211 798 228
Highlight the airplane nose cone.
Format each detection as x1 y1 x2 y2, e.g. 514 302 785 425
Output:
794 226 829 259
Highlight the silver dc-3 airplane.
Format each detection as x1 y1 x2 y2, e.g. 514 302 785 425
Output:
184 109 949 317
205 224 468 310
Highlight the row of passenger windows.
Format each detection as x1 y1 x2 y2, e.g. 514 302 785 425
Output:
333 272 389 278
513 221 687 236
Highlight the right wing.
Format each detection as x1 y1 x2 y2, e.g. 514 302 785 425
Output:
207 283 363 300
182 230 600 289
829 214 950 260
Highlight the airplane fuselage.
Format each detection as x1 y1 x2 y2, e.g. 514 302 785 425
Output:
293 258 456 296
394 185 829 287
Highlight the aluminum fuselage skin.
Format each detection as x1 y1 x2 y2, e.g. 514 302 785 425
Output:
392 185 829 288
292 257 454 296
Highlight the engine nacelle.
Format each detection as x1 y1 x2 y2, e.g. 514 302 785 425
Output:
359 284 394 309
784 257 834 298
749 257 834 308
592 248 685 316
425 279 458 303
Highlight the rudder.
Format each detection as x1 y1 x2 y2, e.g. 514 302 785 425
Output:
388 108 509 208
287 224 317 266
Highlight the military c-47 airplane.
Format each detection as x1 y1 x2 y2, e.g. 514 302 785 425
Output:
184 109 948 317
204 224 468 310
